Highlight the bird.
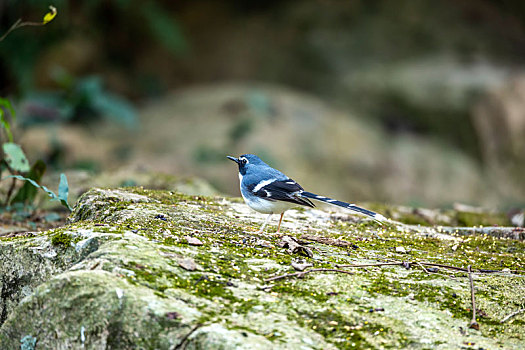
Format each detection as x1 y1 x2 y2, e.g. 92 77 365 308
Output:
227 154 386 234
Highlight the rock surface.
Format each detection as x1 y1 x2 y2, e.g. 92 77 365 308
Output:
1 188 524 349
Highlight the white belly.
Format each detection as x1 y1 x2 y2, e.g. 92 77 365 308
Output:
242 193 295 214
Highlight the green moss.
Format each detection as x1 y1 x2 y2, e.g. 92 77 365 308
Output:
50 231 74 247
18 187 522 348
127 187 212 206
456 211 511 227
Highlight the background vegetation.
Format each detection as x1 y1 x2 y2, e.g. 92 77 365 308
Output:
1 0 525 213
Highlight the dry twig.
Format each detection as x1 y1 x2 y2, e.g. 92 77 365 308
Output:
336 262 402 268
264 268 354 282
467 265 479 330
501 308 525 324
417 262 430 274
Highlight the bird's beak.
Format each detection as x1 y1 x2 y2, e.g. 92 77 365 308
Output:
227 156 240 164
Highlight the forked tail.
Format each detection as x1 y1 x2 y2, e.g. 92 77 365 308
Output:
300 191 386 223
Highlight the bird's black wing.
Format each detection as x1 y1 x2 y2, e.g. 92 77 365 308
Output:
247 179 315 208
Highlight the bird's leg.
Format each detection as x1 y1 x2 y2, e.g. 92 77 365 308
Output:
257 214 273 234
276 212 285 234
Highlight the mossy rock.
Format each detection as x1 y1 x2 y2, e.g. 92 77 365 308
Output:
1 187 524 349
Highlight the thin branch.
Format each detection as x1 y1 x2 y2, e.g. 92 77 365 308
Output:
420 262 525 275
4 177 16 205
270 260 524 285
341 260 524 275
0 20 47 42
417 262 430 274
174 323 202 350
336 262 402 268
421 262 468 272
501 308 525 324
0 19 22 42
468 265 479 330
264 268 354 282
0 6 57 42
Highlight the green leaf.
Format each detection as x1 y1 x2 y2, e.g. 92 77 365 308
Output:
75 76 137 129
3 174 72 211
11 159 46 204
144 2 188 56
2 142 30 172
92 92 137 129
0 97 15 142
58 173 70 209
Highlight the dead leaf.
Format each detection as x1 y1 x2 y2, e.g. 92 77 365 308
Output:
279 236 313 258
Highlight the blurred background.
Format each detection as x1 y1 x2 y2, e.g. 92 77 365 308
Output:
1 0 525 210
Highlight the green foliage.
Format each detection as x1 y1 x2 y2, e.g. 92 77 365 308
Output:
0 98 16 142
75 76 137 129
143 2 188 56
1 1 188 99
58 173 70 209
12 160 46 205
2 142 30 172
5 174 72 211
21 76 138 129
0 97 72 211
229 118 254 143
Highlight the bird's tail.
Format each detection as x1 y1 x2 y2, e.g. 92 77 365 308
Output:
300 191 386 223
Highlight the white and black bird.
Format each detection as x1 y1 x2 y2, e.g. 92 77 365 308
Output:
227 154 386 233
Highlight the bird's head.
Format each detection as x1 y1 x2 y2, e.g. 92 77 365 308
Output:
227 154 264 175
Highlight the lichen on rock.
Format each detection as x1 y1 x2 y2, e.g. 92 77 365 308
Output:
1 187 524 349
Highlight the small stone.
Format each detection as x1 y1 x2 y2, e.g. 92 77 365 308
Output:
256 240 273 248
395 246 407 254
291 262 313 271
166 311 180 320
184 236 203 246
302 337 314 345
178 258 198 271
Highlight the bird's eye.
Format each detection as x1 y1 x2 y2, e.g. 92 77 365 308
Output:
241 158 247 164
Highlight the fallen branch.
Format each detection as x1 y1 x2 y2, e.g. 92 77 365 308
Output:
264 268 354 282
300 234 354 248
336 262 402 268
420 262 468 272
338 260 525 276
468 265 479 330
417 262 430 274
174 323 202 350
501 308 525 324
420 262 525 275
